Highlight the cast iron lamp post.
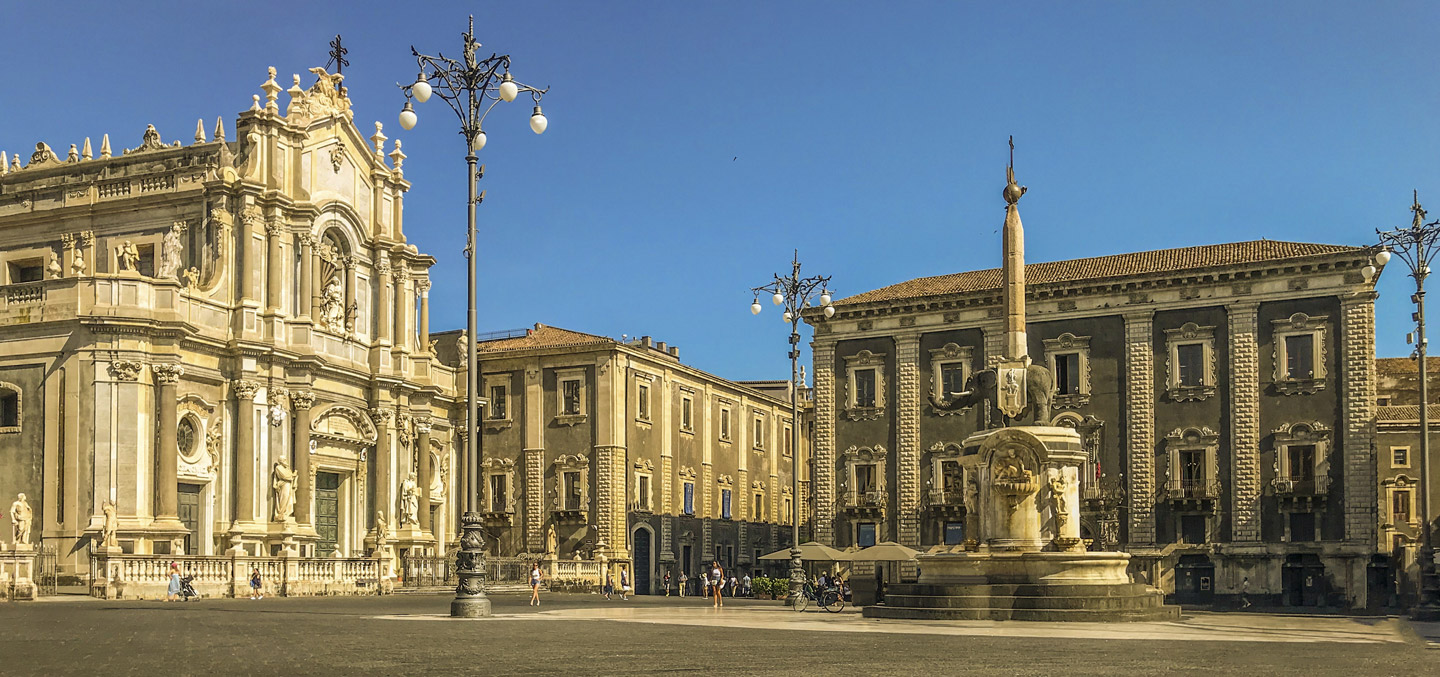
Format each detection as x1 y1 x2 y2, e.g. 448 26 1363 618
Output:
750 250 834 608
399 15 549 619
1370 191 1440 614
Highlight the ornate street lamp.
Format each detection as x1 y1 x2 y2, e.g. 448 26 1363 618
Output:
1373 191 1439 615
399 15 549 619
750 250 833 609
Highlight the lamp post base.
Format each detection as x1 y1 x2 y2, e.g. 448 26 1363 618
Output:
788 547 805 609
451 596 492 618
450 511 492 618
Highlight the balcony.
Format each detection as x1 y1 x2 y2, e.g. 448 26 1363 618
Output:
1167 479 1221 501
839 490 887 515
628 500 653 515
1272 476 1329 497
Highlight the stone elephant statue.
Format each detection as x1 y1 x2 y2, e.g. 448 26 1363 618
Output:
928 363 1054 427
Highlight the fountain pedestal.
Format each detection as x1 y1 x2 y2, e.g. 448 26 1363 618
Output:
864 426 1177 621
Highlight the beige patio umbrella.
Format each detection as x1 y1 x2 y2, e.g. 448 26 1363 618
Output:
758 541 848 562
836 541 920 562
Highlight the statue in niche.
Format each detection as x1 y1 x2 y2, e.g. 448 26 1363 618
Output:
399 473 420 526
158 223 184 279
1049 473 1069 526
545 524 558 555
271 457 296 523
117 241 140 272
320 275 345 332
9 493 33 547
100 501 119 549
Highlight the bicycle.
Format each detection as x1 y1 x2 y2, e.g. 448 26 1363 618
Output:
792 581 845 613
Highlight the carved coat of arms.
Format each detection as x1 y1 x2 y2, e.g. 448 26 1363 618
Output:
997 363 1027 419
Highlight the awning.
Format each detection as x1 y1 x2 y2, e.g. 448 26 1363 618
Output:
835 541 920 562
757 541 849 562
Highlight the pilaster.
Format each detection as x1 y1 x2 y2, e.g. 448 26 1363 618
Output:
1124 311 1156 544
895 331 922 546
290 391 315 528
812 339 837 544
1340 293 1378 544
524 447 544 553
1228 301 1263 542
151 364 184 528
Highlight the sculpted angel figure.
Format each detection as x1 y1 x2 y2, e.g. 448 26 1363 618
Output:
117 241 140 272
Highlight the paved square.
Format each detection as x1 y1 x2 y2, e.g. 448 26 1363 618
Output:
1 592 1436 675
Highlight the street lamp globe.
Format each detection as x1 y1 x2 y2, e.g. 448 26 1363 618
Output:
1361 265 1377 282
472 130 487 151
783 311 793 323
398 102 418 130
820 292 831 306
530 107 548 134
1375 249 1392 266
751 299 762 315
772 292 784 306
824 305 835 318
499 73 519 102
412 76 433 103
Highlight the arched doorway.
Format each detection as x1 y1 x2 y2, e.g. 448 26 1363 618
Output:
632 525 653 595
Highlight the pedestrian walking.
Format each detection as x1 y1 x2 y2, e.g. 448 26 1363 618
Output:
620 566 632 600
529 561 543 606
249 567 263 600
679 571 688 598
729 576 737 597
710 561 725 608
1240 576 1251 609
741 573 751 597
663 571 672 597
604 571 614 600
166 562 182 602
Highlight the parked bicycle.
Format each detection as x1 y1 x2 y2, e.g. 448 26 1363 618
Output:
793 581 845 613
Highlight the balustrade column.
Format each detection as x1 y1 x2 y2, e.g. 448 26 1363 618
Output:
417 418 432 532
233 380 261 524
291 391 316 527
153 364 184 523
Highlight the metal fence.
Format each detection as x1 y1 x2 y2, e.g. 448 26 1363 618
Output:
399 554 457 588
35 545 57 596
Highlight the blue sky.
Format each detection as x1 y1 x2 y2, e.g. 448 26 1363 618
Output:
3 1 1439 379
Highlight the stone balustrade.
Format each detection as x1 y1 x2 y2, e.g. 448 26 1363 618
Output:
91 553 386 600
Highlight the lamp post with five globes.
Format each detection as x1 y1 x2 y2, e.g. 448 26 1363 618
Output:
750 250 834 608
397 14 548 619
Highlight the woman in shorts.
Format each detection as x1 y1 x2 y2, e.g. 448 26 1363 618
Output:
529 561 543 606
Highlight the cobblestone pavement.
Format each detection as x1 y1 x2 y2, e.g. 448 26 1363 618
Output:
0 592 1436 676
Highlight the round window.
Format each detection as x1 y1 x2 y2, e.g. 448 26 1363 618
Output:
177 417 197 457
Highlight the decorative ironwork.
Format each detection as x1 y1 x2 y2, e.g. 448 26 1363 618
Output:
326 34 349 77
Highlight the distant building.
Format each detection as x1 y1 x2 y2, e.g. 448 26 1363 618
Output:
805 240 1385 608
433 324 812 593
1374 357 1440 607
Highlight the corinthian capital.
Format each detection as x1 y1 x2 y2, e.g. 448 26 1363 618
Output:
368 407 393 425
289 390 316 410
107 360 143 382
232 379 261 400
151 364 185 385
414 416 433 435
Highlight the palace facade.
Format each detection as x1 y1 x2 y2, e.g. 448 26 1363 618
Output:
804 240 1388 608
433 324 811 593
0 66 460 576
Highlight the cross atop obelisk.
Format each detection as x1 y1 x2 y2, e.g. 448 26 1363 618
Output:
1002 136 1028 363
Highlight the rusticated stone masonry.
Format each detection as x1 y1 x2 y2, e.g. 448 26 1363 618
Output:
1124 312 1156 544
1229 302 1262 542
812 340 837 544
524 448 544 552
895 332 922 546
1342 294 1378 545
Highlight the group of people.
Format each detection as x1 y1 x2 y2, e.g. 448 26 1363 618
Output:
657 565 759 602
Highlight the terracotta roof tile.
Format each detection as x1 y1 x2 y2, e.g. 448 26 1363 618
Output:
1376 357 1440 374
1377 404 1440 423
477 324 614 353
836 240 1364 307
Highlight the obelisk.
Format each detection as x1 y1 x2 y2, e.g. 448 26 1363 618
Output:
1001 136 1028 362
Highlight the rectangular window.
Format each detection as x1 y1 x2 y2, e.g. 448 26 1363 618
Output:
721 489 732 519
7 260 43 284
1055 354 1080 395
783 497 793 525
753 416 764 448
562 379 582 416
1393 447 1410 468
489 474 507 513
944 521 965 546
855 464 877 495
683 482 695 515
719 407 730 439
940 363 967 398
1180 449 1204 494
681 396 694 431
1394 490 1413 523
489 385 507 420
1285 334 1315 379
855 369 877 408
638 475 651 511
0 390 17 428
564 471 582 510
1377 396 1393 406
1287 445 1316 482
637 383 650 420
752 492 762 520
1289 511 1316 542
857 522 877 548
1176 343 1205 387
783 424 793 457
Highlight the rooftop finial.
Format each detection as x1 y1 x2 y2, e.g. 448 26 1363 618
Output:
67 144 79 162
1003 135 1026 205
195 119 207 144
214 117 226 143
100 134 112 159
82 137 93 160
0 151 7 175
326 34 349 80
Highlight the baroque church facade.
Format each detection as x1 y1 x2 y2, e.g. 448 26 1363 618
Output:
0 67 460 574
805 240 1387 608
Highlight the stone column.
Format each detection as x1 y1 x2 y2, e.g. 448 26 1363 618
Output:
417 417 433 533
895 332 922 546
395 268 412 351
298 234 315 318
370 408 393 534
418 279 431 352
377 257 393 344
290 391 316 528
152 364 185 524
811 339 837 544
1228 301 1262 542
240 207 263 304
1340 293 1378 545
232 380 260 526
265 219 284 313
1124 311 1156 545
344 260 357 334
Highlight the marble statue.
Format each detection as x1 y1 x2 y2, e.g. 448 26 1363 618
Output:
158 223 184 279
117 241 140 272
1049 473 1069 526
375 510 390 547
182 267 200 289
271 457 296 522
320 275 345 331
100 501 119 549
9 493 33 547
545 524 557 555
47 251 62 279
399 473 419 526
